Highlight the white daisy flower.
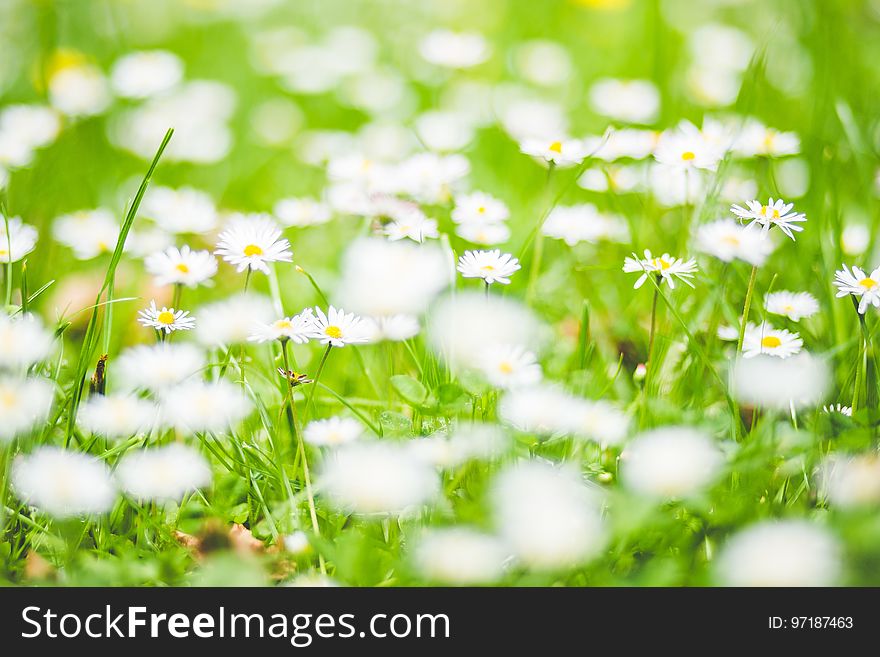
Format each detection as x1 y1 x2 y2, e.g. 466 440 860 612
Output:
365 314 420 342
145 245 217 288
0 376 54 442
159 379 252 434
215 214 293 274
115 343 205 394
653 120 722 171
0 313 53 370
588 78 660 124
304 416 364 447
764 290 819 321
12 446 116 518
194 293 274 347
0 216 38 263
384 212 439 243
730 198 806 240
408 424 511 468
274 197 333 227
834 264 880 314
623 249 698 289
52 209 119 260
456 220 511 245
695 218 775 266
734 119 800 158
542 204 628 246
110 50 184 99
822 403 853 417
451 192 509 225
394 152 470 204
116 444 212 502
419 30 490 69
520 136 586 167
568 400 630 447
248 309 315 344
841 224 870 256
414 528 508 585
138 300 196 334
498 384 581 436
733 353 829 411
48 64 111 117
742 324 803 359
77 393 158 440
309 306 372 347
477 344 542 389
820 454 880 508
141 186 218 234
0 104 60 153
457 249 521 285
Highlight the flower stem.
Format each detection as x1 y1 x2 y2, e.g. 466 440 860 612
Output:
736 265 759 356
304 344 333 424
647 281 660 373
172 283 182 309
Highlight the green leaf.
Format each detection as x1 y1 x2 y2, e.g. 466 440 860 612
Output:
390 374 428 405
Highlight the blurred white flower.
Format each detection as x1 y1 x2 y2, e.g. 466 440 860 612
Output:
274 197 333 227
477 344 542 390
514 40 572 87
419 30 490 69
195 293 275 347
77 393 158 440
821 454 880 508
415 111 475 152
452 192 509 225
145 245 218 288
492 461 605 570
456 221 511 245
48 64 111 117
116 343 205 394
654 121 722 171
110 50 184 99
520 137 586 167
621 427 724 498
320 442 439 515
12 447 115 517
365 314 420 342
141 186 218 234
116 444 211 502
414 528 508 584
568 400 630 447
0 313 53 370
384 211 439 243
841 224 870 256
543 204 628 246
716 520 841 586
0 376 54 442
248 309 315 344
732 353 829 411
764 291 819 321
53 209 119 260
695 218 775 266
734 119 800 157
588 78 660 124
159 380 252 433
304 416 364 447
498 384 579 436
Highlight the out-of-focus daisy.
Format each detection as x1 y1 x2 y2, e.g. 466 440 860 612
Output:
695 218 774 266
742 324 803 359
542 204 628 246
456 221 511 245
0 376 54 442
415 110 476 152
498 384 581 436
734 119 800 158
413 528 508 585
764 291 819 322
215 214 292 274
115 343 205 394
248 309 315 344
834 264 880 314
309 306 372 347
588 78 660 124
451 192 509 225
110 50 183 99
145 245 217 288
12 447 116 517
0 313 53 369
653 121 721 171
732 353 829 411
48 63 111 117
141 186 218 234
395 152 470 204
274 197 333 227
457 249 521 285
0 216 38 263
477 344 542 389
138 300 195 335
77 393 158 440
820 454 880 507
52 209 119 259
384 211 439 243
304 416 364 447
730 198 806 240
365 314 420 342
841 224 869 256
419 30 490 69
822 403 852 417
159 379 252 433
520 136 586 167
116 444 211 502
195 293 275 347
623 249 698 289
569 400 630 447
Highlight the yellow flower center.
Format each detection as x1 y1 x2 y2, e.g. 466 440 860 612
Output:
477 206 486 214
721 235 740 246
784 304 794 312
860 278 877 289
761 335 782 349
157 311 175 325
175 263 190 273
244 244 263 256
548 141 563 153
498 361 514 374
481 264 495 272
681 151 696 161
0 389 17 409
97 240 109 252
274 319 292 330
763 132 776 150
325 325 343 339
